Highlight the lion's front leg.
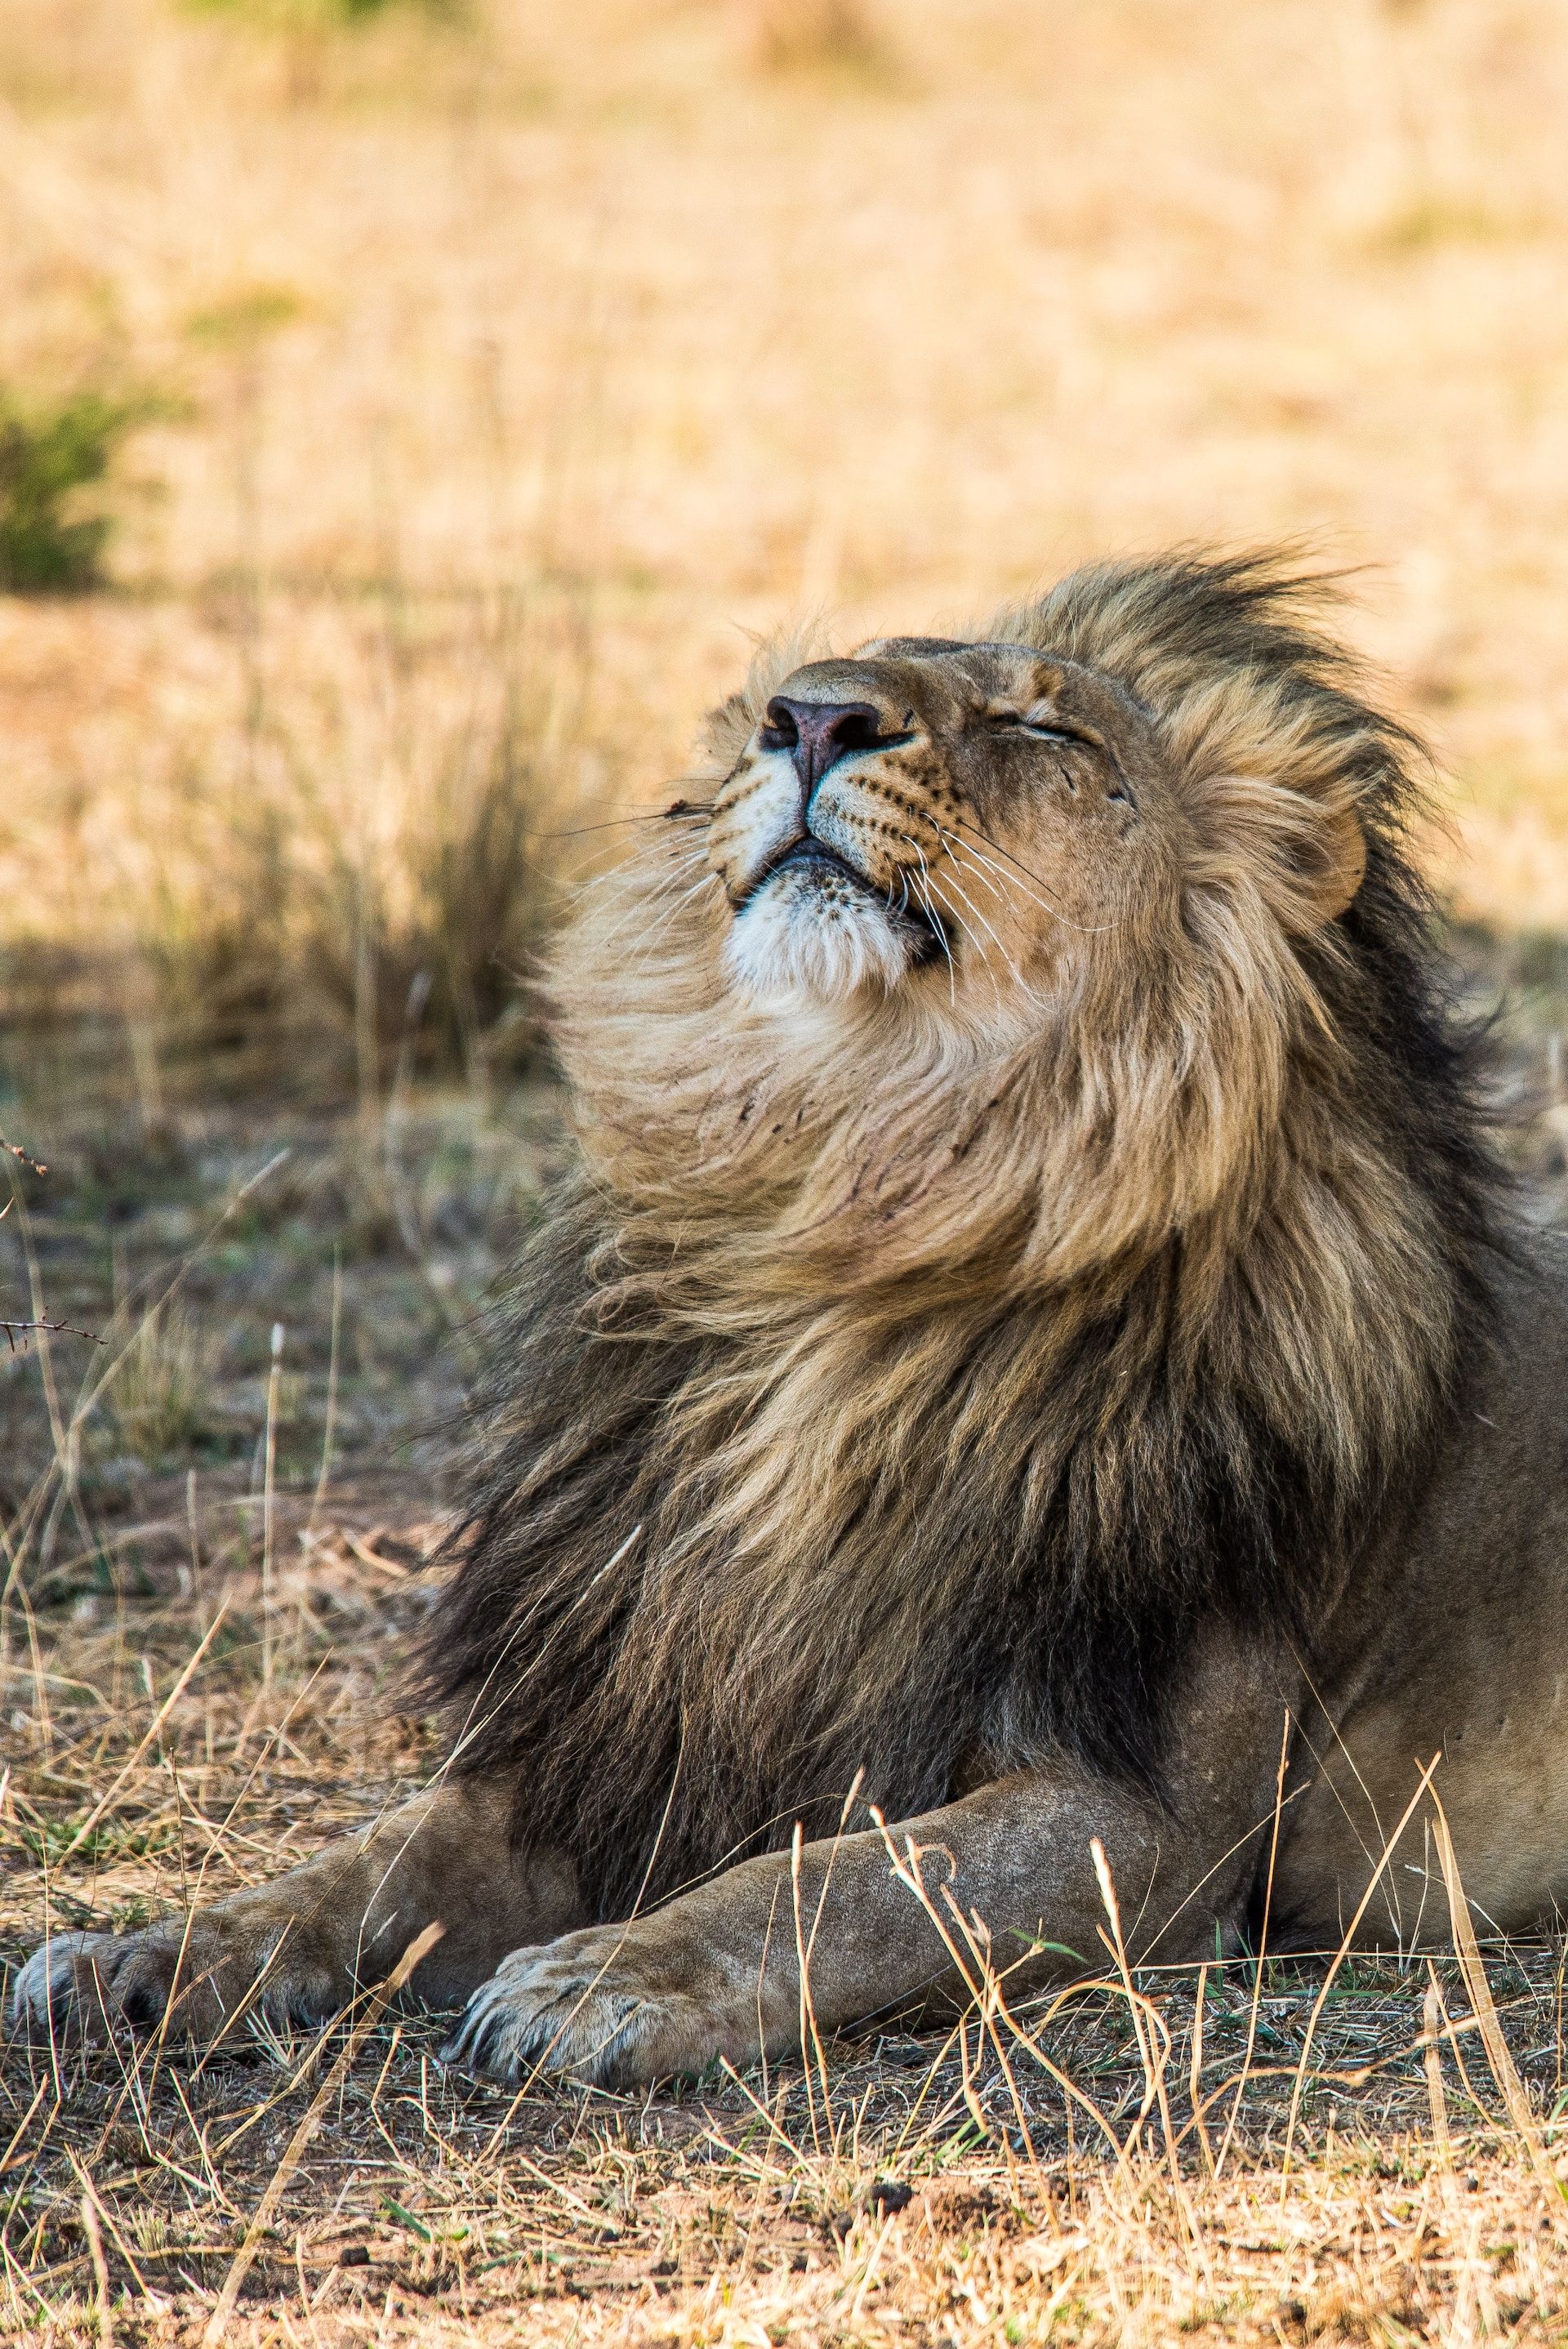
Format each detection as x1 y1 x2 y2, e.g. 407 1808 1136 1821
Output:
447 1636 1299 2088
11 1776 580 2048
439 1776 1163 2088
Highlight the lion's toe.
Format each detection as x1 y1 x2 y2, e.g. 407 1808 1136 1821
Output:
11 1913 341 2048
10 1932 122 2037
441 1939 661 2086
11 1923 216 2041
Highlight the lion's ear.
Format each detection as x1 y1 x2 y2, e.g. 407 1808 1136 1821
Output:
1291 798 1366 931
1207 775 1369 935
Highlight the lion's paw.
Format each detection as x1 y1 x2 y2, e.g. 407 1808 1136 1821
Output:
441 1926 711 2088
10 1932 126 2038
9 1911 340 2047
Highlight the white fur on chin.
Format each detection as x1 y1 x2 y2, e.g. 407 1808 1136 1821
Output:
722 868 912 1002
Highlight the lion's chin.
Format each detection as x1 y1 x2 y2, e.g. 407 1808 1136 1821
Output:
722 867 912 1004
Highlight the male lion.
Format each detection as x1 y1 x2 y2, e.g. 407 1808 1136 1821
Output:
16 551 1566 2088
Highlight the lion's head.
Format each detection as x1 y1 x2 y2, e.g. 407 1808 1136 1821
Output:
708 629 1361 1015
433 552 1507 1922
555 552 1483 1323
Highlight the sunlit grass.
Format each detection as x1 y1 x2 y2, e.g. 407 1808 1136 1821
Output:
2 0 1568 1093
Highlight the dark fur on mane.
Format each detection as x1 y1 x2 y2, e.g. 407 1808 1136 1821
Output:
419 552 1508 1923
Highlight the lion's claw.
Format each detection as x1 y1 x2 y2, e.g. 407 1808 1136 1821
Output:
9 1932 124 2037
437 1916 731 2088
441 1937 651 2084
9 1913 341 2047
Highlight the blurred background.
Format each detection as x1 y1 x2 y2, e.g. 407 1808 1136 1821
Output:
3 0 1568 1104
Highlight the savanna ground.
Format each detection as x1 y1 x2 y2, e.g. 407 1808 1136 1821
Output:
7 0 1568 2340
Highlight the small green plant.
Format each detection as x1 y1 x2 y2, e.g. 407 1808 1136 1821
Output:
0 388 145 595
185 282 309 352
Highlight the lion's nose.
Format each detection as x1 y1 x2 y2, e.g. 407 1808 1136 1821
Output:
760 698 892 803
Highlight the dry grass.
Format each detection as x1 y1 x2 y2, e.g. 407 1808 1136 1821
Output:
3 0 1568 1081
6 992 1568 2345
9 0 1568 2339
8 1498 1568 2348
9 1481 1568 2347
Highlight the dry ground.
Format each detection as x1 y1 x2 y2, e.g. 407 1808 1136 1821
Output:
10 0 1568 2341
6 969 1568 2347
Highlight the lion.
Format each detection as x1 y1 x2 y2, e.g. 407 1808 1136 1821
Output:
16 550 1568 2090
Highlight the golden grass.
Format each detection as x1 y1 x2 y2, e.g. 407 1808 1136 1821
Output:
8 2 1568 2339
3 0 1568 1077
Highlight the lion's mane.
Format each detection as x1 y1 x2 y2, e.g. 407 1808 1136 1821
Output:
423 553 1507 1921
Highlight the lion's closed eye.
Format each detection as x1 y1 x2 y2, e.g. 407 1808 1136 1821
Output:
982 703 1088 745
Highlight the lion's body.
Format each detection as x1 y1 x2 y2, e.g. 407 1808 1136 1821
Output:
1277 1242 1568 1945
17 553 1567 2087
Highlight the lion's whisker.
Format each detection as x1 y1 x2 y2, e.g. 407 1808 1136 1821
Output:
902 837 1004 1007
942 899 1004 1008
948 817 1125 936
567 843 707 913
541 805 711 842
623 872 722 955
933 827 1036 920
586 881 708 964
941 824 1088 938
907 869 957 1006
946 840 1042 973
583 851 711 950
902 842 964 1007
938 836 1013 915
625 870 724 964
929 846 1026 991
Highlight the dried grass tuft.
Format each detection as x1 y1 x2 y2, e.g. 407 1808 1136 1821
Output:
105 1304 220 1466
